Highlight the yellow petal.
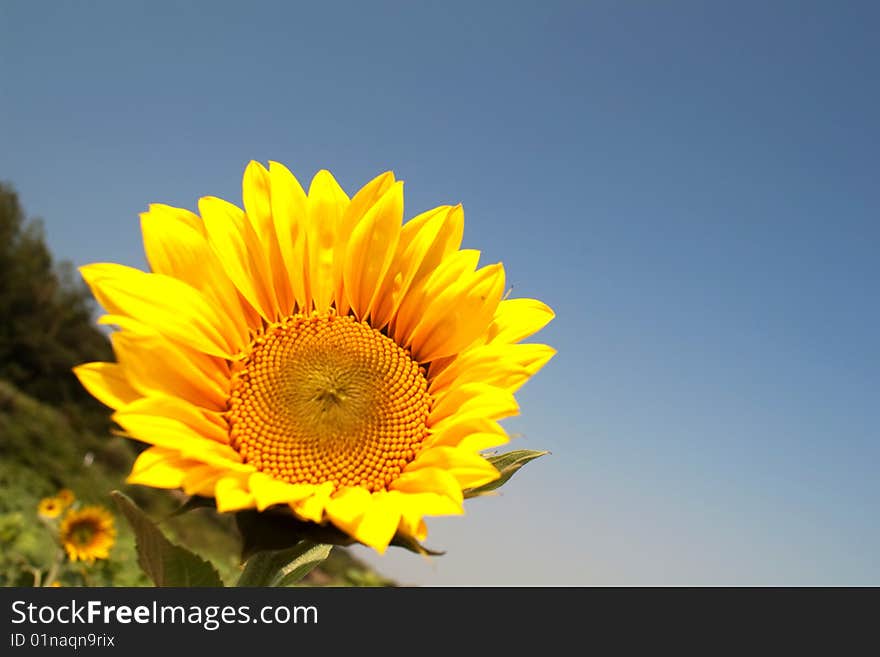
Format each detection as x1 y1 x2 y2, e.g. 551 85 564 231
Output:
126 447 195 488
436 364 531 396
408 263 506 362
397 514 428 542
425 417 509 451
214 475 256 512
100 315 231 396
112 412 247 470
455 432 511 453
248 473 315 511
325 486 372 533
139 204 253 345
343 181 403 320
199 196 278 322
72 362 140 410
80 264 240 358
373 204 465 330
392 489 464 519
268 161 310 311
142 203 203 236
306 170 350 312
241 162 273 247
242 161 294 315
387 489 463 545
486 298 556 344
429 343 557 394
333 171 396 316
291 482 334 523
181 465 224 497
109 325 229 411
405 446 500 489
390 467 463 504
429 384 520 430
430 383 515 424
140 204 204 277
326 488 403 552
120 396 228 444
391 249 480 346
352 492 401 553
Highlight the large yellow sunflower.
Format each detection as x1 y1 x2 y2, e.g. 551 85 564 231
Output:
59 506 116 563
74 162 555 552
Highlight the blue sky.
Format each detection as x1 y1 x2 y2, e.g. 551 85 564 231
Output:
2 1 878 584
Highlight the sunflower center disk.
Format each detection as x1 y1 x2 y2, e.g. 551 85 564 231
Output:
228 314 431 492
71 523 96 546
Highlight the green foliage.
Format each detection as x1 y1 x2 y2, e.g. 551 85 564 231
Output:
309 548 395 587
0 380 148 586
0 181 395 587
112 492 225 587
0 182 111 432
0 380 136 495
0 378 393 587
237 541 332 587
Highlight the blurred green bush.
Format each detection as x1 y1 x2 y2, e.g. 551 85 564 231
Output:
0 182 393 587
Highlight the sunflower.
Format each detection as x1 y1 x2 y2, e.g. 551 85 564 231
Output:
74 162 554 553
59 506 116 563
37 497 63 519
56 489 75 508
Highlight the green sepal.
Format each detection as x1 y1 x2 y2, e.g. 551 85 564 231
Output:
464 449 549 498
165 494 215 519
237 541 332 587
111 490 224 587
236 510 355 561
389 532 445 556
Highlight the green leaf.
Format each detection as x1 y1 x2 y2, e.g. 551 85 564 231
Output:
237 541 332 587
464 449 549 498
275 543 334 586
111 490 224 587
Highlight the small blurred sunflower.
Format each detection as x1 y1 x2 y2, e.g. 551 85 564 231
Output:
59 506 116 563
56 489 75 508
37 497 63 519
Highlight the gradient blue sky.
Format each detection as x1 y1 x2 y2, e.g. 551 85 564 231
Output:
2 1 878 585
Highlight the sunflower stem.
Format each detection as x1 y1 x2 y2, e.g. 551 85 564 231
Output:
43 549 63 587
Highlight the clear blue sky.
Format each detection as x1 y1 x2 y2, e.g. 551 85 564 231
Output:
2 1 878 584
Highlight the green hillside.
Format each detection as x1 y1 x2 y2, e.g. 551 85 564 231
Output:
0 181 392 587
